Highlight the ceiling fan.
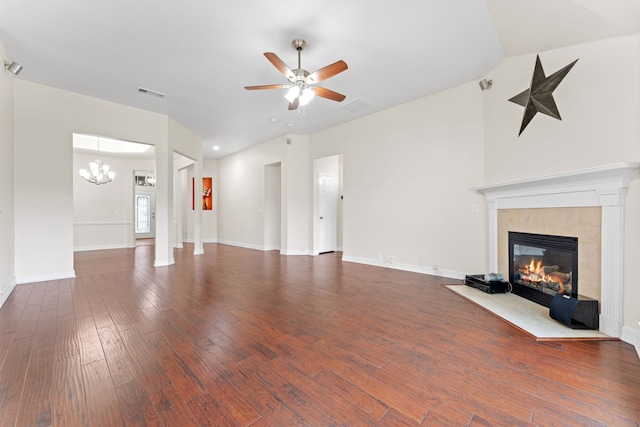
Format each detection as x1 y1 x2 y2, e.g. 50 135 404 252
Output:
244 38 348 110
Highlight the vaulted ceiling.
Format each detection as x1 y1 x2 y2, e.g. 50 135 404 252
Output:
2 0 638 159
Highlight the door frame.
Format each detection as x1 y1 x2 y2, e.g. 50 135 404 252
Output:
312 154 343 255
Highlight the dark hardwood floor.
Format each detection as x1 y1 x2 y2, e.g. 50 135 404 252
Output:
0 244 638 426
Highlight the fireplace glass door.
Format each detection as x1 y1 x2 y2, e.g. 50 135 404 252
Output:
509 232 578 304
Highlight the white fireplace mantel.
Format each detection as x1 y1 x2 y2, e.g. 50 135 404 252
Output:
475 163 640 338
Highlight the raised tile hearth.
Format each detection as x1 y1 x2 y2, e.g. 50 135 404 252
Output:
445 284 611 340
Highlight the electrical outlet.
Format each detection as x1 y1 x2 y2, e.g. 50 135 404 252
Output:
389 256 396 263
433 262 439 270
472 203 480 214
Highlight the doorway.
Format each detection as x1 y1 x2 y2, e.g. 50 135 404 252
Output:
134 170 156 244
317 174 337 253
264 163 282 251
315 154 343 254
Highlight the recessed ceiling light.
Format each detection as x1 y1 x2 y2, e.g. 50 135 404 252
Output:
213 146 220 151
287 123 294 127
270 118 278 123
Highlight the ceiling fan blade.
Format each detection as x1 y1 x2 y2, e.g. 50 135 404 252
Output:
307 60 348 84
288 97 300 110
264 52 295 80
244 84 288 90
314 86 346 102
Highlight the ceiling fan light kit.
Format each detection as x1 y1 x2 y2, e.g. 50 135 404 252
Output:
245 38 348 111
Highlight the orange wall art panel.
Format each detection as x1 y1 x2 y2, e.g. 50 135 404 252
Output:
193 177 213 210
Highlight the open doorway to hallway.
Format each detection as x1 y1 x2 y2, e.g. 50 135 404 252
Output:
72 133 155 252
264 162 282 251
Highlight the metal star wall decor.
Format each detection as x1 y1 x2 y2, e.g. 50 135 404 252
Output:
509 55 578 136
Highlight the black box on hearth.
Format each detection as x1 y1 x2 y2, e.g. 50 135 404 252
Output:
464 274 510 294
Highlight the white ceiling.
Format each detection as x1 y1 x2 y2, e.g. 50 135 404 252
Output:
2 0 639 159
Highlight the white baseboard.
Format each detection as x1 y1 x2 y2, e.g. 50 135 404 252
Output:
621 326 640 359
153 258 175 267
74 243 136 252
182 238 218 244
280 249 312 255
0 278 17 309
16 270 76 285
217 240 266 251
341 255 467 281
216 241 310 255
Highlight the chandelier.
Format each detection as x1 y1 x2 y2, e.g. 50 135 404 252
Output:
78 138 115 185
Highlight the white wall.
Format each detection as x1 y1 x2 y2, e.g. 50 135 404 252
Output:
484 35 640 184
482 34 640 347
13 80 201 282
0 38 16 304
217 135 311 254
217 83 486 276
283 134 311 255
311 82 487 276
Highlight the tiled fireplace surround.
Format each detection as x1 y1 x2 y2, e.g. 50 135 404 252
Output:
477 163 640 339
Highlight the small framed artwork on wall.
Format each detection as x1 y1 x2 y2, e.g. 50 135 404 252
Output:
192 177 213 210
202 177 212 210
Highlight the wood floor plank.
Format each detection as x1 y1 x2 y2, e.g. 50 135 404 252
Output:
118 327 200 426
97 325 137 387
312 369 389 421
33 308 58 351
265 356 382 425
55 314 80 360
15 345 54 427
228 357 306 424
115 379 163 427
247 358 349 426
0 301 26 336
166 335 263 426
0 336 33 426
187 392 244 426
82 358 124 427
15 303 42 339
76 317 105 365
144 331 206 401
52 355 88 427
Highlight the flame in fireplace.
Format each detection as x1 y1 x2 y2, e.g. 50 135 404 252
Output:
518 257 567 293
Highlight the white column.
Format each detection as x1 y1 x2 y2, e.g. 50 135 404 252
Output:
487 200 498 272
154 143 175 267
599 193 627 337
193 161 204 255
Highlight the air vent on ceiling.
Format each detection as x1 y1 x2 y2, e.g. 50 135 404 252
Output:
138 87 167 98
342 98 371 113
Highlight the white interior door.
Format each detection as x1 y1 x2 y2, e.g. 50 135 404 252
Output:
135 190 155 239
318 174 337 253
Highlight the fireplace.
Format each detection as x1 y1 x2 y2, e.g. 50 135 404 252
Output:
476 164 640 337
509 231 578 306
